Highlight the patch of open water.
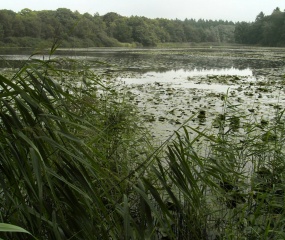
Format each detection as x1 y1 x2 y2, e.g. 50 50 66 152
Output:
121 67 255 92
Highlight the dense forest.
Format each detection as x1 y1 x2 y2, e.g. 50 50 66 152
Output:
235 7 285 46
0 7 284 48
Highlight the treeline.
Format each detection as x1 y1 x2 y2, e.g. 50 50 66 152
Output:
0 7 284 48
235 7 285 46
0 8 235 47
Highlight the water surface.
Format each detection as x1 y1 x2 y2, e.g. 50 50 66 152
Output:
120 67 254 92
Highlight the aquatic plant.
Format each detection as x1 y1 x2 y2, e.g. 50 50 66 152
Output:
0 57 152 239
121 97 285 239
1 49 285 239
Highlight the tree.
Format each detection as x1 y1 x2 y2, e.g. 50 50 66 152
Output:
19 8 41 38
6 7 285 47
12 15 26 37
272 7 281 14
0 23 4 41
113 18 133 43
0 10 16 37
55 8 79 39
255 11 265 22
234 22 251 44
128 16 158 46
38 10 60 39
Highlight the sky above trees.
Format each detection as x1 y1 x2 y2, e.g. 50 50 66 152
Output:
1 0 285 22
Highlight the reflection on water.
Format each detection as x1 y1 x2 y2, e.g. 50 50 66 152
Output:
182 67 252 77
0 55 58 60
171 82 236 92
120 67 255 93
121 67 253 85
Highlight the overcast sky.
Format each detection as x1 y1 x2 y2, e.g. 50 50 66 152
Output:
1 0 285 22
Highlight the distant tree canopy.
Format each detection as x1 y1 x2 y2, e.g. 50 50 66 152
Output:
0 7 284 48
235 7 285 46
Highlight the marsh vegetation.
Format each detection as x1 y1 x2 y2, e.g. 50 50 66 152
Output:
0 45 285 239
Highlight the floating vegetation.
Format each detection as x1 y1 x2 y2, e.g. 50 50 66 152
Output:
1 46 285 239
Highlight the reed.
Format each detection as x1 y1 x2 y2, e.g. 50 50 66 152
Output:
124 97 285 239
0 57 151 239
1 55 284 239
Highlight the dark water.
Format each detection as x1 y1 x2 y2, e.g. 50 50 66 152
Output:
0 47 283 75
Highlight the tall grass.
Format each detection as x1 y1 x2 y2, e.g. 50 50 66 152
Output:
124 97 285 239
1 54 284 239
0 57 152 239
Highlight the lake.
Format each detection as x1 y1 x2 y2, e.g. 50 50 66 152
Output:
1 46 285 142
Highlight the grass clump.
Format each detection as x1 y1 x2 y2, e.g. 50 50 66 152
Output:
1 53 285 239
0 56 151 239
118 98 285 239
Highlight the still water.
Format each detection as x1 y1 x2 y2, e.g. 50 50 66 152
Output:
120 67 254 92
121 67 253 84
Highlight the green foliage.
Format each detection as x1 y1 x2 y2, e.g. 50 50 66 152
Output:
235 8 285 46
0 8 236 48
0 57 151 239
1 51 285 239
116 97 285 239
0 223 34 239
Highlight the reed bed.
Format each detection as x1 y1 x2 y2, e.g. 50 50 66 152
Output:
0 57 284 239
